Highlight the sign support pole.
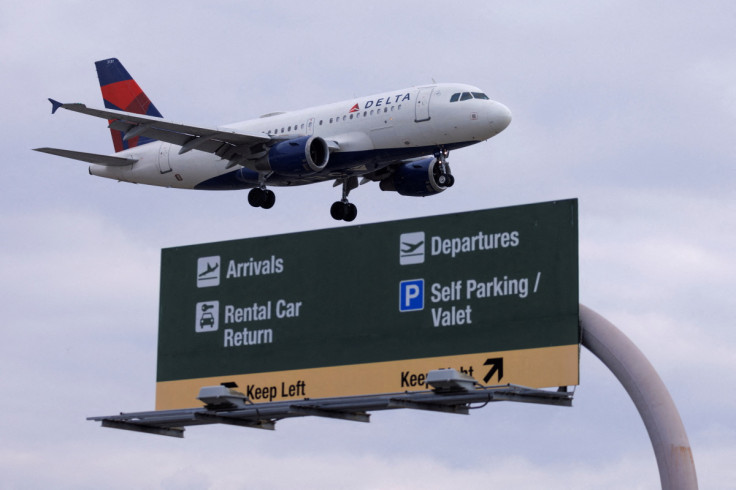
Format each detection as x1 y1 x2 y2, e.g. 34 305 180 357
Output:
580 304 698 490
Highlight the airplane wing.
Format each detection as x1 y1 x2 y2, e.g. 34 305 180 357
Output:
47 99 272 164
33 147 138 166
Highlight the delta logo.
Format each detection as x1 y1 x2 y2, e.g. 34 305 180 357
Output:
346 93 411 113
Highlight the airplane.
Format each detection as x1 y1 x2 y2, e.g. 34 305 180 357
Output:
35 58 511 221
198 262 219 278
401 240 424 254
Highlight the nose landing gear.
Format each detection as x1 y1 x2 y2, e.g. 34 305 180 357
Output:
434 148 455 187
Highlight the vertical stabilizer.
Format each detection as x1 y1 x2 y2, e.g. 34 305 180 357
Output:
95 58 163 152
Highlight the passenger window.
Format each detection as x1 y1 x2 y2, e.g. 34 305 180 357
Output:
350 114 353 119
319 120 323 125
450 93 460 102
460 92 472 101
472 92 489 100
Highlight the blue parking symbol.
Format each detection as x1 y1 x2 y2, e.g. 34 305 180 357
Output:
399 279 424 312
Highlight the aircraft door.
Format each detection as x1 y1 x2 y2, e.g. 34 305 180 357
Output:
414 87 434 122
158 142 172 174
307 117 315 135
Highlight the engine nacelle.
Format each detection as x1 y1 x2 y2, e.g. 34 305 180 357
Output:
379 157 447 196
263 136 329 176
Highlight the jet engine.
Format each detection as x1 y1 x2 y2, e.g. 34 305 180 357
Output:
262 136 329 176
379 157 448 196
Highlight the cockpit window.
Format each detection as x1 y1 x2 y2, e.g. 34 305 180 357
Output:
450 91 490 102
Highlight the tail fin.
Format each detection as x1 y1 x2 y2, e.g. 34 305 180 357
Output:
95 58 163 152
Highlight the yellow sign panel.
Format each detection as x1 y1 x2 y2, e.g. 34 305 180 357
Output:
156 344 578 410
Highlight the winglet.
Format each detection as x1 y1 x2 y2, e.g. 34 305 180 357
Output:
48 98 63 114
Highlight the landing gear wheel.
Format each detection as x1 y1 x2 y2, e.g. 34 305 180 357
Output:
330 201 346 220
331 176 360 221
248 187 265 207
261 189 276 209
249 188 276 209
344 203 357 222
330 201 358 221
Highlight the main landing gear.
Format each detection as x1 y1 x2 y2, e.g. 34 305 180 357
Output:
435 148 455 187
330 176 359 222
248 186 276 209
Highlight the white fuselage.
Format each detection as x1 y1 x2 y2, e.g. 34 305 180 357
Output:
90 83 511 189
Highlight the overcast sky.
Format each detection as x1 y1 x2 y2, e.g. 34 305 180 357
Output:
1 1 734 488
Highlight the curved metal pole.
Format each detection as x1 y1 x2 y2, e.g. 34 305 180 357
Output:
580 304 698 489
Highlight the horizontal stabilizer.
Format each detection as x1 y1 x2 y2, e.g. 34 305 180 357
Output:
33 147 137 167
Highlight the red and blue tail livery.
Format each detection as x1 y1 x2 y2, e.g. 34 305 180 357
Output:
36 58 511 221
95 58 162 152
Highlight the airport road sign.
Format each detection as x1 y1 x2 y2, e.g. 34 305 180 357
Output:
156 200 579 409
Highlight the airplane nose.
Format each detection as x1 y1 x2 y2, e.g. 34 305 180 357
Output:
490 102 512 134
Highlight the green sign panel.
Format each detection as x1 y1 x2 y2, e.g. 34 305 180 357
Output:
157 200 579 409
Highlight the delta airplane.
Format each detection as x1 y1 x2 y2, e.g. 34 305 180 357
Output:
35 58 511 221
